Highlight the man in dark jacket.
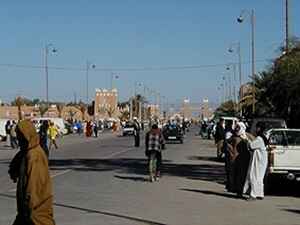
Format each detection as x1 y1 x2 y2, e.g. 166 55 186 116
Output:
215 118 225 159
133 117 141 147
145 124 165 182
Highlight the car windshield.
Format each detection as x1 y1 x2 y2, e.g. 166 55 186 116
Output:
269 131 286 145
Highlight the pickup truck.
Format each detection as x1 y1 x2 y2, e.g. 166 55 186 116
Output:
265 128 300 186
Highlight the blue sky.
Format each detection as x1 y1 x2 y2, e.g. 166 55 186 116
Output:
0 0 299 106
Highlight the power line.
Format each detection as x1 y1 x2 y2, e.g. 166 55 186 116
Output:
0 59 271 73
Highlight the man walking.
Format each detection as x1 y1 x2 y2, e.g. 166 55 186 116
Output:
215 118 225 159
8 120 55 225
10 121 18 149
133 117 141 147
39 120 49 158
145 124 165 182
5 120 12 148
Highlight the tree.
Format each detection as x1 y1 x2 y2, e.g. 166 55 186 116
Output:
56 104 64 118
78 104 86 121
215 100 238 117
15 96 23 120
253 39 300 127
39 104 48 117
68 109 77 122
119 111 130 121
105 106 116 118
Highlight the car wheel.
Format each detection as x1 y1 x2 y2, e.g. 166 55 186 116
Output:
180 139 183 144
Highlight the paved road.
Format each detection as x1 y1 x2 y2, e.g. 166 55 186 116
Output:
1 128 300 225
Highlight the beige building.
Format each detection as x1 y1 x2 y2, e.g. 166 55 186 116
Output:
201 98 213 120
0 105 87 121
181 98 192 119
146 104 160 119
94 88 119 120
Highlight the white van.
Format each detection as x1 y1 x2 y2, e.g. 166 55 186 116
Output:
31 117 67 135
0 119 9 140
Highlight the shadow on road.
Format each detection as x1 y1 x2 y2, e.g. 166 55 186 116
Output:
281 208 300 215
114 175 149 182
187 155 223 163
0 193 166 225
49 158 226 184
180 188 241 199
54 203 167 225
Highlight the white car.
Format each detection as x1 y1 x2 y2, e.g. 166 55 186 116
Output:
121 122 135 136
0 119 9 141
31 117 68 135
266 128 300 182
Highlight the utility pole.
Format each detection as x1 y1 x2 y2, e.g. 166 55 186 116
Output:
86 61 90 104
45 46 49 110
74 92 77 104
285 0 290 53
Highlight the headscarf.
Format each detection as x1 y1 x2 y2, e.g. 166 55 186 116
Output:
236 122 247 139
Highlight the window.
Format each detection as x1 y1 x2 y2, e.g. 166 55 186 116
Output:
269 131 286 146
285 131 300 146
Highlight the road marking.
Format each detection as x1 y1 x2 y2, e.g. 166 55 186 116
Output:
51 169 72 178
8 169 72 192
101 148 134 159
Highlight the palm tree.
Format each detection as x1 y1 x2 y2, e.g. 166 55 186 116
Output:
78 104 86 121
15 96 23 120
39 104 48 117
68 109 77 121
106 106 116 118
56 104 64 118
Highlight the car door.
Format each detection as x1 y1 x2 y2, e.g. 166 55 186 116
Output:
269 130 288 168
273 130 300 169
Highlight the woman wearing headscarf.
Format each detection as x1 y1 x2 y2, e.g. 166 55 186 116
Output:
228 122 251 197
8 120 55 225
39 120 49 158
86 121 93 137
243 122 268 201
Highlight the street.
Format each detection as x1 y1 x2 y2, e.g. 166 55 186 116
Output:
1 128 300 225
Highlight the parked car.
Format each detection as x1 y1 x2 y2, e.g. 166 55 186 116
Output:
0 119 9 141
162 124 184 144
121 122 135 136
265 129 300 188
248 118 287 135
31 117 68 135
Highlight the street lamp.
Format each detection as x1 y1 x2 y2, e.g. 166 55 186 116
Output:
134 81 142 96
44 44 57 111
86 61 96 104
228 42 242 94
237 9 256 114
226 64 237 102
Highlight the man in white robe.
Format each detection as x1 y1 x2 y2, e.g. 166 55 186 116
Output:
244 125 268 200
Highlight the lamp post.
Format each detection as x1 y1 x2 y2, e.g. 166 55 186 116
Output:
44 44 57 111
228 42 242 95
86 61 96 104
222 76 226 102
285 0 290 53
134 81 142 96
237 9 256 114
226 64 238 102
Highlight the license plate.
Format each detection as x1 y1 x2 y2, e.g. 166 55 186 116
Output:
168 136 176 140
